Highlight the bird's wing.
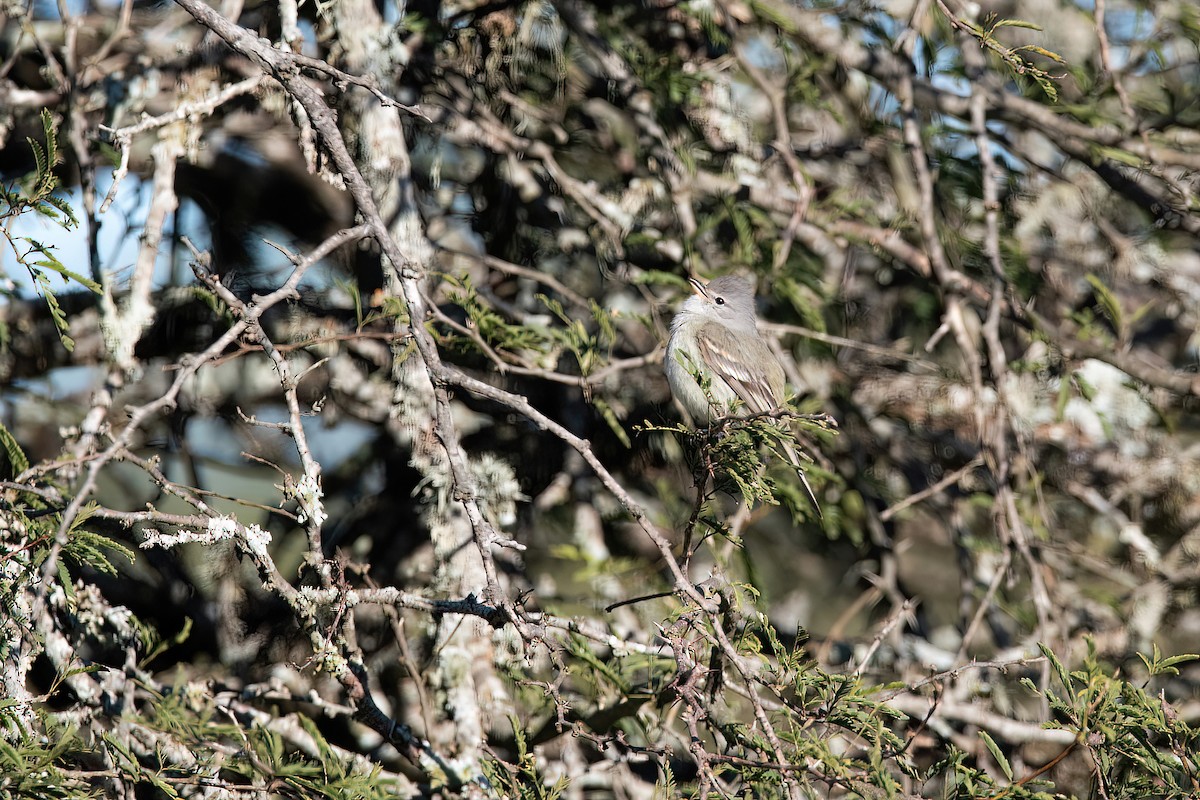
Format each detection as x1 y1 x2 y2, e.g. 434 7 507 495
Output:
694 323 784 416
695 323 821 516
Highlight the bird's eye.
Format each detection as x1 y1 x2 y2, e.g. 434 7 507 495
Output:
714 296 725 305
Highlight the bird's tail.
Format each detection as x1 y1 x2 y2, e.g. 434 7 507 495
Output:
781 439 822 519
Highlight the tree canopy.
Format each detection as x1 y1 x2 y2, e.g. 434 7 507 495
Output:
2 0 1199 797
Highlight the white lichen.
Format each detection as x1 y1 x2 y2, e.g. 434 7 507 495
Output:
140 516 271 560
294 473 327 528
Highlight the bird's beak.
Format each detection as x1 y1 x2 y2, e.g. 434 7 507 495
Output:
688 277 707 297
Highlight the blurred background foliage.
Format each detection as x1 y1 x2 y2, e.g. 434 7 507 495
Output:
2 0 1199 797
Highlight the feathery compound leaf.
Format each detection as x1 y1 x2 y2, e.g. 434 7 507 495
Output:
0 420 30 478
1039 642 1075 692
592 397 631 448
1086 272 1125 340
39 108 58 164
979 731 1013 780
61 505 136 576
42 193 79 229
32 267 76 352
26 136 48 179
30 250 101 293
4 110 87 353
1017 44 1067 63
988 17 1044 31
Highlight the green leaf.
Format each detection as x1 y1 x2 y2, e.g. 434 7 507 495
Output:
0 420 30 478
629 269 690 288
1086 273 1124 339
1016 44 1066 63
1094 145 1146 168
592 397 631 448
298 714 335 761
31 266 77 351
57 559 75 601
1138 647 1200 676
1158 653 1200 669
40 193 79 228
60 506 136 577
989 17 1044 31
29 251 102 292
26 137 48 179
141 618 192 666
1039 642 1074 693
979 730 1013 780
6 112 88 354
39 108 58 160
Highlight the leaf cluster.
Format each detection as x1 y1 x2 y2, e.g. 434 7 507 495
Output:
0 423 133 612
480 718 569 800
1023 641 1200 798
945 12 1067 101
0 109 98 352
0 722 98 800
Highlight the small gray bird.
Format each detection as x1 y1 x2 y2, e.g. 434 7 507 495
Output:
665 275 820 513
